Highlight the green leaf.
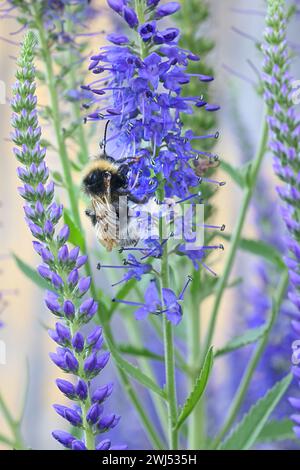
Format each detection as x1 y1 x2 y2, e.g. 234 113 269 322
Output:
13 254 47 290
52 171 65 187
215 324 267 358
220 234 286 271
219 374 292 450
105 336 166 399
175 347 214 430
256 419 295 444
71 160 84 172
117 343 164 362
220 161 244 188
63 209 85 252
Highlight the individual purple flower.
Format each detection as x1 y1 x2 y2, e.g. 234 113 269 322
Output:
139 21 157 42
97 254 152 286
262 0 300 439
155 2 181 19
12 32 124 450
113 276 192 325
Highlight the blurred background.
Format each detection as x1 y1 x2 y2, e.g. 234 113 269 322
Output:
0 0 299 450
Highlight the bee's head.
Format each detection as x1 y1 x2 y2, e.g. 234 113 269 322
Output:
83 169 111 196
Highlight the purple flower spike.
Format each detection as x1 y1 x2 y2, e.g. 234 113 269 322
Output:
12 31 123 450
262 0 300 442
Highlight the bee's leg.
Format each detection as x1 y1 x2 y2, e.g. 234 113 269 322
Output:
116 188 148 205
85 208 97 226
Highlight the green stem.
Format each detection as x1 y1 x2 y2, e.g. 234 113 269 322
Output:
212 269 289 449
161 246 178 450
149 315 192 377
123 313 168 444
204 117 269 354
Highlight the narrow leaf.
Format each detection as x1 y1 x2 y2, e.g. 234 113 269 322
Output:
256 419 295 444
63 209 85 252
13 254 47 290
220 160 244 187
219 374 292 450
105 336 166 399
117 343 164 362
215 324 267 358
175 347 214 430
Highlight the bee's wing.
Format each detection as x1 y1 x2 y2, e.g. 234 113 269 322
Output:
93 197 119 251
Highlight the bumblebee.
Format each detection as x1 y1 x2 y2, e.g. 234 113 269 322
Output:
82 122 147 251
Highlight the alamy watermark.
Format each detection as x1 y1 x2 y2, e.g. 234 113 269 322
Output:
98 197 205 250
292 340 300 366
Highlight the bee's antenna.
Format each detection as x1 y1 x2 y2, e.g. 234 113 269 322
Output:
103 120 110 156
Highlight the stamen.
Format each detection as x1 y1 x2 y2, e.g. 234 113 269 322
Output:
191 132 220 140
111 298 144 307
200 177 226 186
178 275 193 300
202 244 224 250
202 224 226 231
176 192 201 204
201 262 217 277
